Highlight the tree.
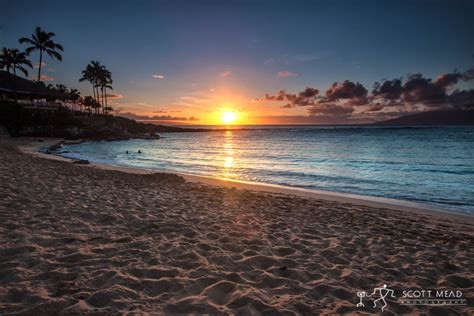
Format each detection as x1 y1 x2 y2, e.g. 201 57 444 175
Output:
19 26 63 84
55 84 68 98
80 63 95 102
80 61 102 105
90 61 102 106
79 61 113 113
98 66 113 113
104 105 114 115
0 47 33 102
83 95 100 115
68 88 81 111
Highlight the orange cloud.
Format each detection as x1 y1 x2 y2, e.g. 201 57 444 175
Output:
277 71 298 78
106 93 124 99
220 71 232 77
31 74 54 81
33 62 47 69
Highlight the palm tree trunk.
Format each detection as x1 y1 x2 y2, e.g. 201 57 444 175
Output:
36 49 43 103
12 69 18 102
101 88 105 114
96 86 100 104
105 88 108 114
6 69 14 102
37 50 43 83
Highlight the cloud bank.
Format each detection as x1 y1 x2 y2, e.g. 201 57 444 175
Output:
256 68 474 123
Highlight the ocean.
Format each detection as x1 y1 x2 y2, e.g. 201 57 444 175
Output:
60 126 474 214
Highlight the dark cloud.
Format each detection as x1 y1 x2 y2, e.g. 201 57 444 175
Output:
434 72 463 88
298 87 319 98
402 73 447 106
371 71 473 111
257 67 474 123
449 89 474 108
262 90 286 101
257 87 319 107
372 79 403 99
325 80 368 105
462 68 474 81
118 112 199 121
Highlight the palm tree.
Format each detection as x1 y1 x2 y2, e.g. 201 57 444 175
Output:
97 66 112 113
19 26 63 84
80 61 113 114
80 61 102 105
90 61 104 108
83 96 95 115
68 89 81 111
0 47 33 101
104 105 114 115
79 63 95 101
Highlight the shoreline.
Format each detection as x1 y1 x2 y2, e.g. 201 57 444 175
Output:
2 137 473 314
19 137 474 224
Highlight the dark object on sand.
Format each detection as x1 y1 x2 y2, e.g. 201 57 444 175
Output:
73 159 90 165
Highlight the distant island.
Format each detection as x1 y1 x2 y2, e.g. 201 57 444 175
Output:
375 109 474 126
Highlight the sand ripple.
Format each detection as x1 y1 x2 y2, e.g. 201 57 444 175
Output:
0 140 473 314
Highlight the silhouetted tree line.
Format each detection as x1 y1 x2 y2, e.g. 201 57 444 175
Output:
0 26 114 116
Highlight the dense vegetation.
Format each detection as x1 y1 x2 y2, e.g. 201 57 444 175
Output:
0 101 210 140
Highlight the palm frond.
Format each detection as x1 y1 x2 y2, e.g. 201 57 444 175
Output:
18 37 35 45
24 47 37 54
46 50 62 61
17 66 29 77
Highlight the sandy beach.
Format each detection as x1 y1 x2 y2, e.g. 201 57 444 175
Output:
0 138 473 314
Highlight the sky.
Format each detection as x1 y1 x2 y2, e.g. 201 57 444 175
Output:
1 0 473 124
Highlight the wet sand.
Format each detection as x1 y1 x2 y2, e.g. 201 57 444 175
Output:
0 138 473 314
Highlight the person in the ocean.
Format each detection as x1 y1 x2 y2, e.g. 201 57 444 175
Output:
126 150 129 154
138 150 142 154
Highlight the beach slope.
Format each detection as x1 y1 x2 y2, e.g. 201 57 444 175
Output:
0 140 472 314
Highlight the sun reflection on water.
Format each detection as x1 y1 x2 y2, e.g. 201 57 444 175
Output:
221 130 235 177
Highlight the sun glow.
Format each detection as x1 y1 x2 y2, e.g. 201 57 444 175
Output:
221 110 238 124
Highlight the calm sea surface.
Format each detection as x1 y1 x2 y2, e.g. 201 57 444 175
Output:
61 126 474 214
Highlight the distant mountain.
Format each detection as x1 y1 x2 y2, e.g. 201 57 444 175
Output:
375 109 474 126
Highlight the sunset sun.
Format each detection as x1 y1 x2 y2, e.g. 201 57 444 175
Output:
221 111 238 124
